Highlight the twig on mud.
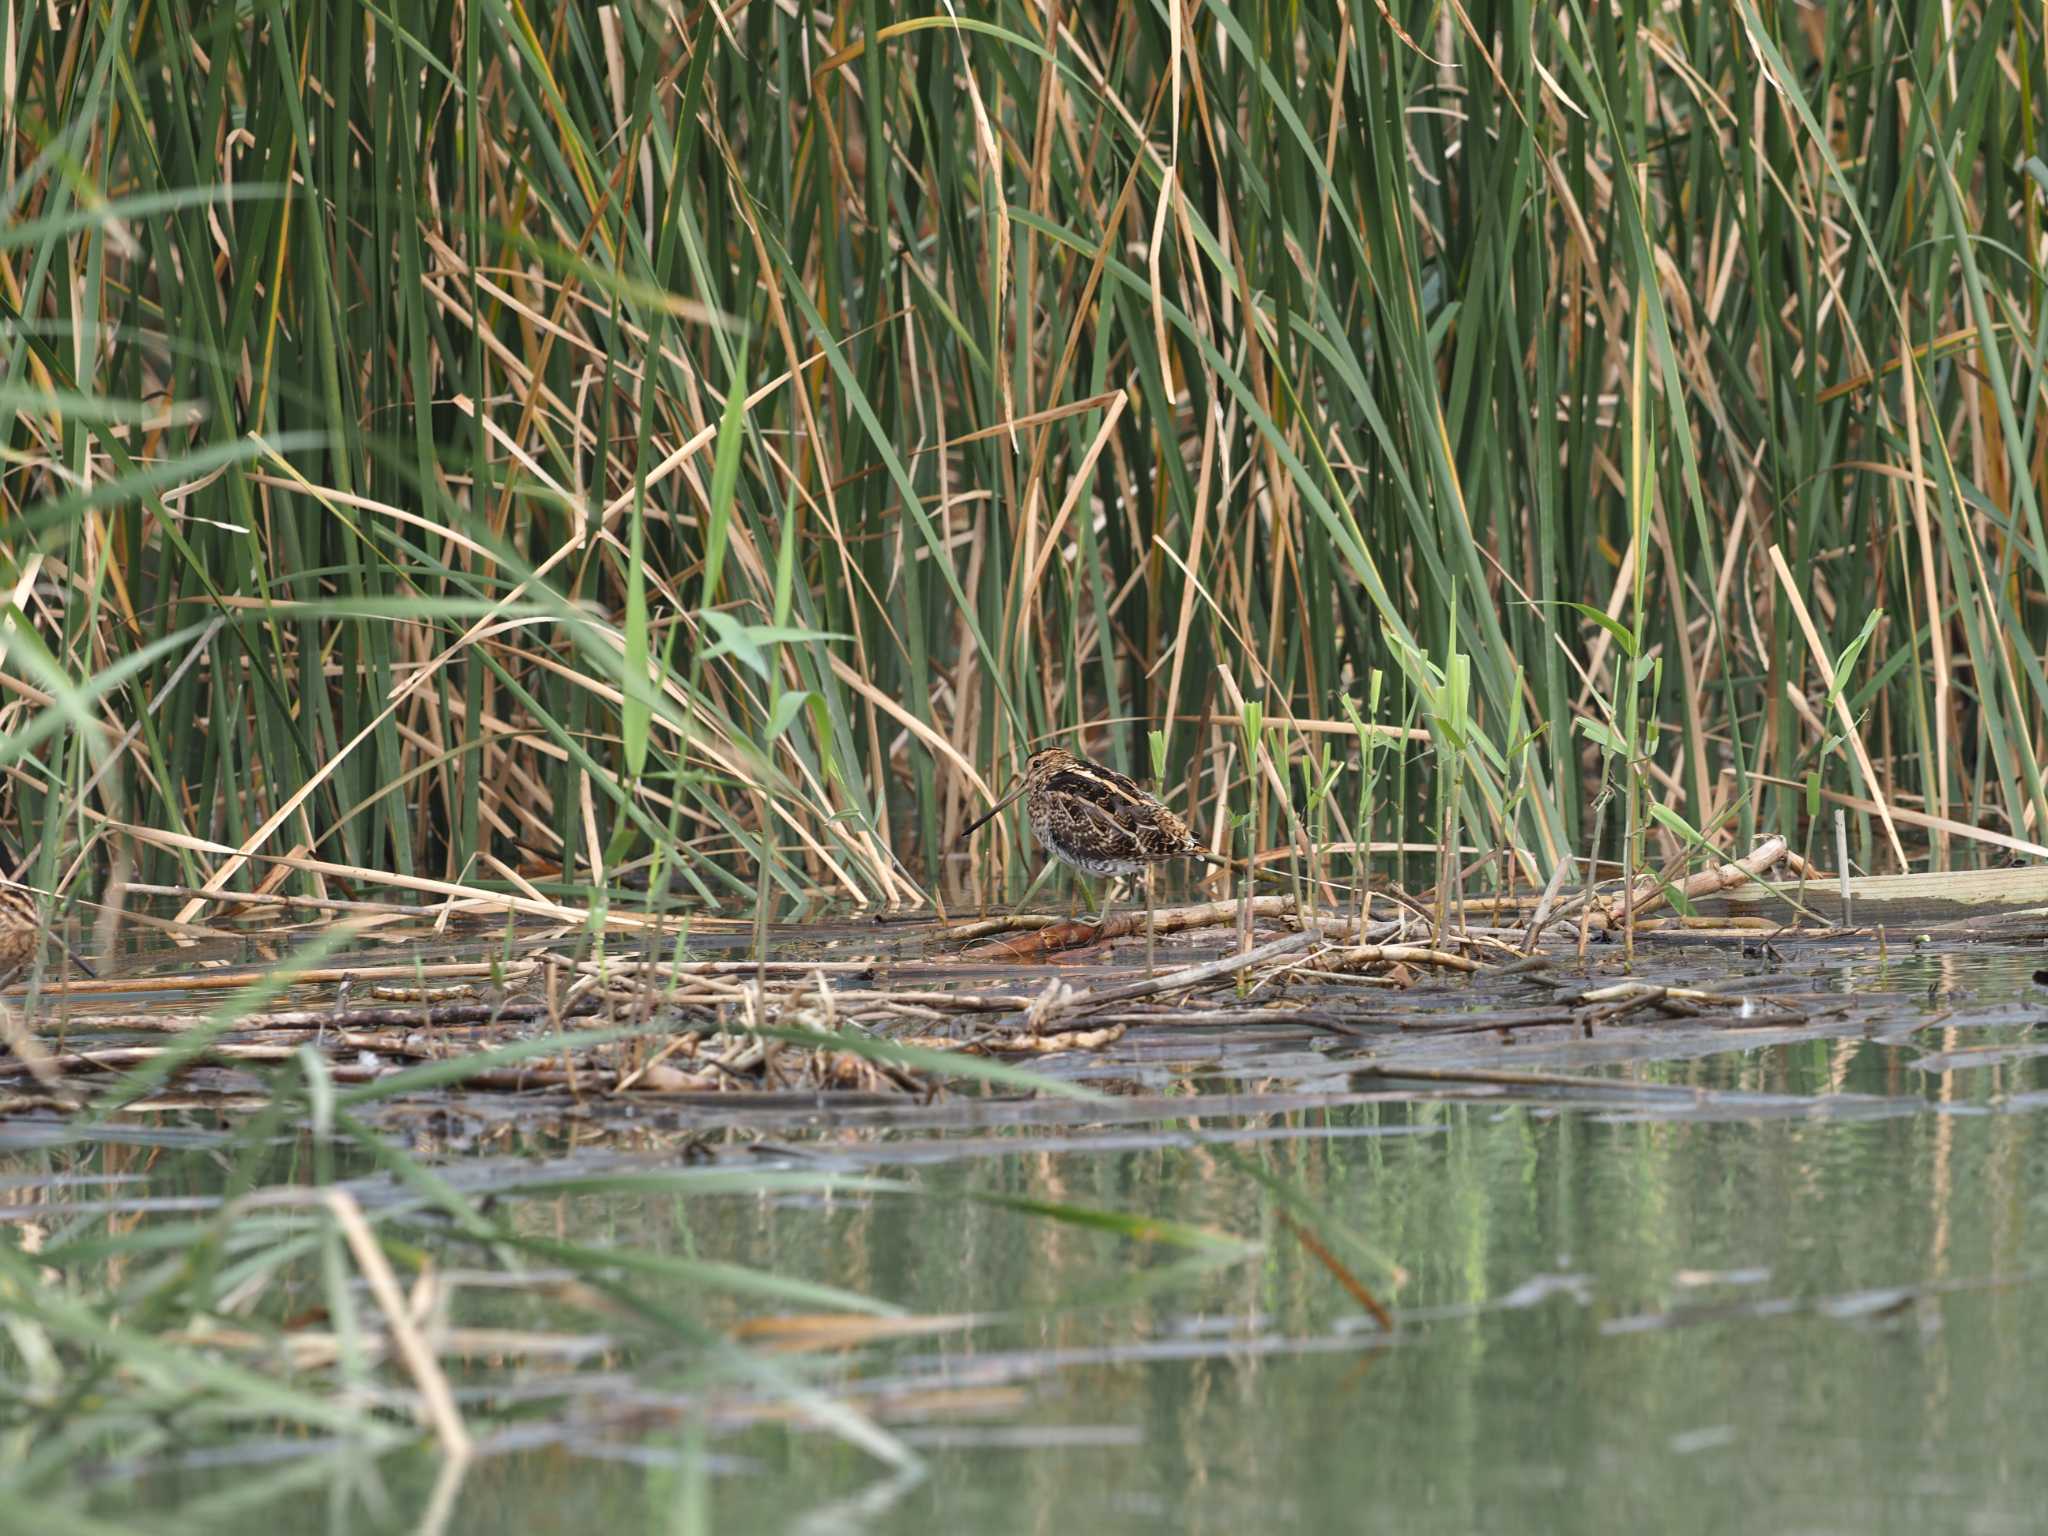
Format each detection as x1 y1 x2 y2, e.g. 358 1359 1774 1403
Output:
1080 1007 1379 1037
1025 929 1324 1030
959 896 1304 960
892 1023 1128 1053
1293 943 1489 978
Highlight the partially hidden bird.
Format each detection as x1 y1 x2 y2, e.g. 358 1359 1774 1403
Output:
0 881 94 989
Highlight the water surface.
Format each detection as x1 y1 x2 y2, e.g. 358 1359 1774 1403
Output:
10 938 2048 1534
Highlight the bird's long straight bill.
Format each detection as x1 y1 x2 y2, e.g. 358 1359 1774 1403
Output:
958 780 1027 844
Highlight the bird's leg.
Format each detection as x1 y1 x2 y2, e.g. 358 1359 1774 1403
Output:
1078 876 1102 923
1144 864 1157 976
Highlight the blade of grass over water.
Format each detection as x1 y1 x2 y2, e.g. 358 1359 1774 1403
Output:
3 956 1142 1501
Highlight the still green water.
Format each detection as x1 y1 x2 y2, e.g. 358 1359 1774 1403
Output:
18 946 2048 1533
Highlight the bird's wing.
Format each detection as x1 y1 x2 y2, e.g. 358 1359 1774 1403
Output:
1068 791 1139 846
1045 766 1152 831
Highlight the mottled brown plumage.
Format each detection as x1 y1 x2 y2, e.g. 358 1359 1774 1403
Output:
0 883 92 987
0 888 38 982
962 747 1210 880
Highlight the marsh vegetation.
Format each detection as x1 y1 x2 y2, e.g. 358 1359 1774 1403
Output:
3 0 2046 1527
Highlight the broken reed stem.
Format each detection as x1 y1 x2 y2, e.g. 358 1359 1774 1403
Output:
1029 929 1321 1031
1279 1212 1395 1332
1577 795 1607 963
1589 835 1790 926
1021 916 1484 1032
1524 854 1574 954
1292 943 1487 977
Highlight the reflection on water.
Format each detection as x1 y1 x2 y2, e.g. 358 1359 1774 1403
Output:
9 943 2048 1533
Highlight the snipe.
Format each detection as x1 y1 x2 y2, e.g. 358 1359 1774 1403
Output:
0 882 92 989
960 746 1218 892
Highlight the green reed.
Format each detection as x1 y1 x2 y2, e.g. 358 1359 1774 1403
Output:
1 0 2041 917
